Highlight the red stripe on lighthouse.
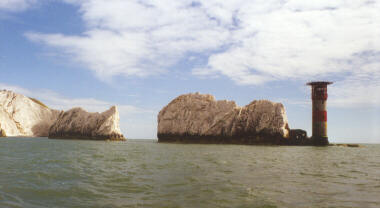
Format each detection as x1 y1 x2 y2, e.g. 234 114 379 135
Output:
313 111 327 122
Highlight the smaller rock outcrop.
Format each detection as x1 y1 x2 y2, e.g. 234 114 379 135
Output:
287 129 313 145
49 106 125 141
331 144 362 148
0 127 6 137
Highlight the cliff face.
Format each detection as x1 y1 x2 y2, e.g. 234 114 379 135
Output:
49 106 125 141
157 93 290 144
0 90 60 137
0 90 125 140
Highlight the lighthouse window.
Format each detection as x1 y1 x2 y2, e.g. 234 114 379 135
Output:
312 87 328 100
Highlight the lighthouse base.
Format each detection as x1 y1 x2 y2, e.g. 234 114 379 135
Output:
312 136 329 146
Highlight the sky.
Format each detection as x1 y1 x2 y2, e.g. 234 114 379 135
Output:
0 0 379 143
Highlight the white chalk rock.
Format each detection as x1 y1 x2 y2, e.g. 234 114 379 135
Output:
49 106 125 140
0 90 60 137
157 93 290 144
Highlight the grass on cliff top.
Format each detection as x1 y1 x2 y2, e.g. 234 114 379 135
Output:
29 97 49 109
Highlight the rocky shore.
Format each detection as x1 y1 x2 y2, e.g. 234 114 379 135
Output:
330 143 362 148
1 90 362 146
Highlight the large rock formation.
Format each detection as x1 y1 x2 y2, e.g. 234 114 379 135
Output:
0 90 60 137
49 106 125 141
0 90 126 140
158 93 296 145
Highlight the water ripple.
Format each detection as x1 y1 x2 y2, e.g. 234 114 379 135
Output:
0 138 379 208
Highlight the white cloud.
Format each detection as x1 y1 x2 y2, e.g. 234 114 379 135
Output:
25 0 380 106
0 82 138 112
204 1 380 81
26 0 230 80
329 66 380 108
0 83 157 138
26 31 162 79
0 0 36 12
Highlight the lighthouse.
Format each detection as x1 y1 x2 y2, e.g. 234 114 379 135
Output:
307 81 333 146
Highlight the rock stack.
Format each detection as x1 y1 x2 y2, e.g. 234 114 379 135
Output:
157 93 295 145
0 90 125 140
49 106 125 141
0 90 60 137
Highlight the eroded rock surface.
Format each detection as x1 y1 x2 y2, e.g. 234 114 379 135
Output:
0 90 60 137
0 90 125 140
49 106 125 141
158 93 291 144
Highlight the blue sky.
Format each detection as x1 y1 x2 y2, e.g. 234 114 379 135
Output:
0 0 379 143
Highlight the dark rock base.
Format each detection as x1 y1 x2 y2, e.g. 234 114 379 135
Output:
0 129 6 137
158 132 315 146
157 129 332 146
49 133 126 141
158 133 284 145
330 143 362 148
312 136 329 146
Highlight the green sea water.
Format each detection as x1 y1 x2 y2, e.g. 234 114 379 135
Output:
0 137 379 208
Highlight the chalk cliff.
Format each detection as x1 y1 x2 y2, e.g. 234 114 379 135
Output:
157 93 291 144
0 90 60 137
0 90 125 140
49 106 125 141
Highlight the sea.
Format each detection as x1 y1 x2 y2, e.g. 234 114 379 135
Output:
0 137 379 208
